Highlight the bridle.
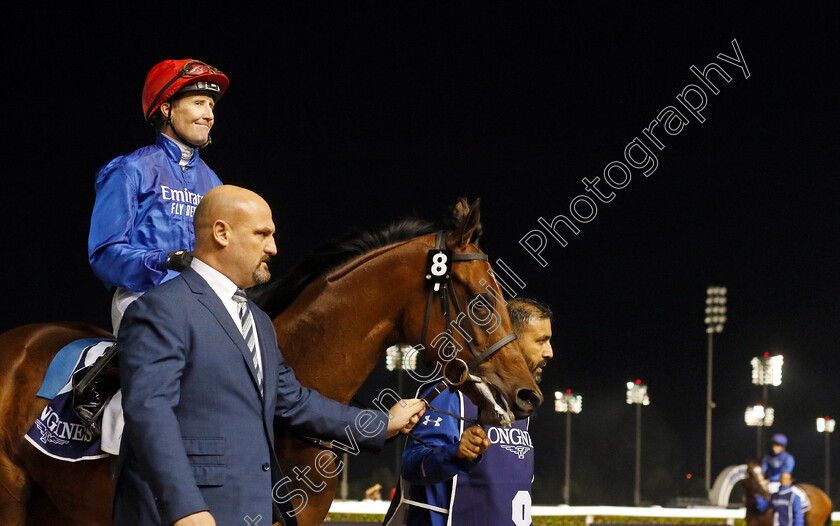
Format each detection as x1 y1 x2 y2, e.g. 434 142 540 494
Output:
418 231 517 387
298 231 521 449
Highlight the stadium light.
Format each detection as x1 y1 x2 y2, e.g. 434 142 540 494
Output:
745 404 774 458
385 343 418 373
704 286 727 495
626 380 650 405
817 416 836 433
751 353 784 387
385 344 418 498
750 353 783 455
745 404 774 426
705 286 727 334
817 416 834 495
555 390 583 413
626 380 649 505
555 390 582 504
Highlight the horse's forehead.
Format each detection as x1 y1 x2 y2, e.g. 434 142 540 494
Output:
451 253 490 287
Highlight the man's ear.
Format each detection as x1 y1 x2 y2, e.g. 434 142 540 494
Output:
160 101 171 119
213 219 231 247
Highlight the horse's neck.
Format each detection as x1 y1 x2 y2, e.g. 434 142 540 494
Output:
273 243 425 403
744 483 772 526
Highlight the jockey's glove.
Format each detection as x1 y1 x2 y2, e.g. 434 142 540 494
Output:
166 250 194 271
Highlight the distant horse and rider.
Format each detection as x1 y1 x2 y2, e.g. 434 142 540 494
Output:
0 198 542 526
741 460 832 526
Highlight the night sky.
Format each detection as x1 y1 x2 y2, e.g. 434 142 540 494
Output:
4 5 838 506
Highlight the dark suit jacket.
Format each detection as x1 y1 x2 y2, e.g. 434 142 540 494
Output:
113 266 388 525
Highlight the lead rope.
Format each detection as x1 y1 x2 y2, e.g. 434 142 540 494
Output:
419 381 480 426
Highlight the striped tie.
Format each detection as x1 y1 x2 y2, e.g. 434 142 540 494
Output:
233 289 263 397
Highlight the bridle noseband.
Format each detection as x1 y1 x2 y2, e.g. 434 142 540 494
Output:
418 231 518 388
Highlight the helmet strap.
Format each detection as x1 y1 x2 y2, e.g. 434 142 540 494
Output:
170 120 212 150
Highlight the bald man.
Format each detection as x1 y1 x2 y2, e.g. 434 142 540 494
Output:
114 186 426 526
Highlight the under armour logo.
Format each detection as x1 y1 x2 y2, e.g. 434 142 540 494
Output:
423 415 442 427
501 445 532 459
243 514 262 525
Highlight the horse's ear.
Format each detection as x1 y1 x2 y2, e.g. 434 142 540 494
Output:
446 198 481 249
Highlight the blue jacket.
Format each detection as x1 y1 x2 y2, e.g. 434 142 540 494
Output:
88 135 222 293
762 451 795 482
755 485 805 526
114 266 388 525
386 382 534 526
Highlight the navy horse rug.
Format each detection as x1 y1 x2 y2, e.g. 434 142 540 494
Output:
25 338 114 461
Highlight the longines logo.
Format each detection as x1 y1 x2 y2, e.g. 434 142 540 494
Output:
36 405 94 443
487 427 533 459
501 445 532 459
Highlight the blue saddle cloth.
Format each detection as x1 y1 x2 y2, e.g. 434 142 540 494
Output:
37 338 110 399
25 338 114 461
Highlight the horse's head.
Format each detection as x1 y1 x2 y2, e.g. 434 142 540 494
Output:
251 197 544 427
408 198 544 426
743 461 770 504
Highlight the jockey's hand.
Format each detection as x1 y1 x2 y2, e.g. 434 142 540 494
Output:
457 426 490 460
174 511 216 526
167 250 194 271
386 398 427 438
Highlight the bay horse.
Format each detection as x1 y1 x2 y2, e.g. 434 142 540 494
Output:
0 198 542 526
742 461 832 526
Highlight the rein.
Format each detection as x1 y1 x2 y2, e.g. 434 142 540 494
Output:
296 386 478 455
419 380 479 426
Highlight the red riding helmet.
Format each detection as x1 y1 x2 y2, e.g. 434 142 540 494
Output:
142 59 230 122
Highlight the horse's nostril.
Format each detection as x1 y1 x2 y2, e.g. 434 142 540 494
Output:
515 388 543 413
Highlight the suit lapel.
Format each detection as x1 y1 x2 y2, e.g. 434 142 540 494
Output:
182 267 265 397
254 312 277 419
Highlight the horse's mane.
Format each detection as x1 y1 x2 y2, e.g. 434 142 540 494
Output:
249 217 439 319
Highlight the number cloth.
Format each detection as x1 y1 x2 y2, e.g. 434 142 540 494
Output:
384 382 535 526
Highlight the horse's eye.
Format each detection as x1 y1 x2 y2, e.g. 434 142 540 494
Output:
475 293 494 307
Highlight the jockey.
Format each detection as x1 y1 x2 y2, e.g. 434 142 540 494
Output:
762 433 795 494
74 59 230 438
754 472 810 526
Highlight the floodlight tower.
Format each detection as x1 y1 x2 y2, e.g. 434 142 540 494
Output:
705 286 727 494
817 417 835 495
555 390 582 504
385 343 418 500
745 404 775 458
626 380 650 506
750 353 783 454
